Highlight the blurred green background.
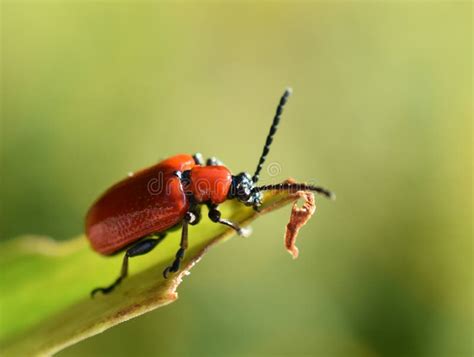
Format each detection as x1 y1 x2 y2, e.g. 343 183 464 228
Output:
1 2 472 356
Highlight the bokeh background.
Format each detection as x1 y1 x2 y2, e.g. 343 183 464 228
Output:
1 2 472 356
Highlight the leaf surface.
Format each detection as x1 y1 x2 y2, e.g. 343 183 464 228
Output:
0 190 311 356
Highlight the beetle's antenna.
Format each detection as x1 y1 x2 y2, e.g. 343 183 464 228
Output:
252 87 292 184
253 183 335 200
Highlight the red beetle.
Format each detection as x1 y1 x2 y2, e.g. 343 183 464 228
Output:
86 88 333 296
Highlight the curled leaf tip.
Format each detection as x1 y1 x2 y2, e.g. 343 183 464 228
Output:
284 190 316 259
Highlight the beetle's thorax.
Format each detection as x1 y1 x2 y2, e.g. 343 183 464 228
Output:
183 166 232 204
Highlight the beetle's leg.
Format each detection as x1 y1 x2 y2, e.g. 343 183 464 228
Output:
163 211 196 278
189 204 202 226
193 153 205 165
91 233 166 297
207 204 252 237
206 157 224 166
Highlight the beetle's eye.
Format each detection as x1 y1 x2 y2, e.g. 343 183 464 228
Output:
236 182 251 200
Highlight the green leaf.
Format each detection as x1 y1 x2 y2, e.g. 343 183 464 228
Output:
0 190 308 356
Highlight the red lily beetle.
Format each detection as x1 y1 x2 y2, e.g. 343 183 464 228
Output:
86 88 333 296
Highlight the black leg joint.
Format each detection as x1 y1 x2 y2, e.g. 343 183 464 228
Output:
208 208 221 223
126 238 160 257
176 248 185 260
206 157 223 166
193 153 204 165
186 206 201 225
171 259 180 272
185 211 198 225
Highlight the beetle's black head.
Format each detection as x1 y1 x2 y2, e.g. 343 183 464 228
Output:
228 172 263 207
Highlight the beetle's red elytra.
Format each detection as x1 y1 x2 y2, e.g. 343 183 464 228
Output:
86 154 194 255
86 88 334 297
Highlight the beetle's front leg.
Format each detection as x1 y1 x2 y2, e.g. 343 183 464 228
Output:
163 210 198 278
207 204 252 237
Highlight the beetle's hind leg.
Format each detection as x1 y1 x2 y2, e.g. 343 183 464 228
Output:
91 233 166 297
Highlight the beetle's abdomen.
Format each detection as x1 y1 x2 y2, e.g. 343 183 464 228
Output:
85 154 195 255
